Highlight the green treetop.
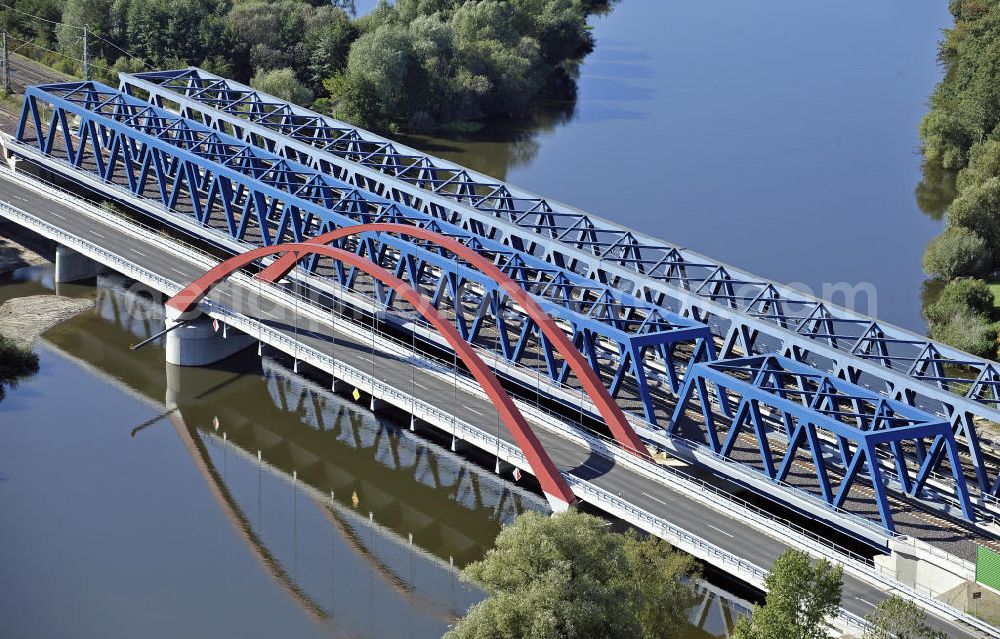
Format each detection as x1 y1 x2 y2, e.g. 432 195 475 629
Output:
446 509 697 639
733 549 844 639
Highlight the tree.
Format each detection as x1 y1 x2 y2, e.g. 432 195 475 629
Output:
57 0 124 65
862 595 945 639
445 510 697 639
124 0 229 68
923 277 996 327
922 225 991 279
919 108 976 171
330 22 429 129
946 177 1000 256
733 550 844 639
918 2 1000 173
251 68 314 106
617 530 699 639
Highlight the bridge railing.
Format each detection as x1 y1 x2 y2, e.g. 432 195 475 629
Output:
258 269 894 543
189 277 1000 639
0 162 895 542
0 172 883 570
0 195 182 297
3 168 998 637
5 149 993 537
0 166 931 566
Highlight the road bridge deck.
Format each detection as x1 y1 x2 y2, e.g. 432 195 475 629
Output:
0 167 989 638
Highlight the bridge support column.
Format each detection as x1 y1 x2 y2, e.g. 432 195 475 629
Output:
164 311 254 366
55 245 99 283
1 136 18 170
545 492 573 513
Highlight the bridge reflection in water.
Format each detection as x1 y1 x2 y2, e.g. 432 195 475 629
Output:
8 266 748 638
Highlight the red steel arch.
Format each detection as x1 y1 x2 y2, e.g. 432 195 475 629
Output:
166 242 578 508
256 223 649 459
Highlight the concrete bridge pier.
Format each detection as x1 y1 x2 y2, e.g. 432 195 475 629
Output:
164 311 254 366
55 245 99 283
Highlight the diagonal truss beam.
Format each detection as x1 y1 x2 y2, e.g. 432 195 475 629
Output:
671 354 974 532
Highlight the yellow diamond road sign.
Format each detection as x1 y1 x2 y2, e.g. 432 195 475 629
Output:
352 388 361 402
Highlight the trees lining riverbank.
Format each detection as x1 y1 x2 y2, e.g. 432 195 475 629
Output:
918 1 1000 358
5 0 615 133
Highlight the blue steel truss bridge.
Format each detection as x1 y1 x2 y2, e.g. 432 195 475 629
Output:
4 68 1000 637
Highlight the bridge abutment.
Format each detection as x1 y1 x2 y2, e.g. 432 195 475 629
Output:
164 311 254 367
54 245 99 283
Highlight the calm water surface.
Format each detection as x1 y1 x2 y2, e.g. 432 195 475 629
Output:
405 1 951 331
2 2 949 637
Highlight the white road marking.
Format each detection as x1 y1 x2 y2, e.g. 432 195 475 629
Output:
129 248 146 257
466 407 485 417
640 491 668 506
11 194 26 201
48 211 65 219
413 380 428 389
707 524 734 539
581 462 608 474
855 597 875 608
89 230 106 239
170 267 186 276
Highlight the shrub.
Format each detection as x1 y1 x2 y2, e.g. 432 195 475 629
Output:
930 311 1000 358
250 68 314 106
946 177 1000 253
922 225 992 278
923 277 996 326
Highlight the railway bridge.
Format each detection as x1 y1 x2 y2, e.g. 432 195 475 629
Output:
3 71 1000 637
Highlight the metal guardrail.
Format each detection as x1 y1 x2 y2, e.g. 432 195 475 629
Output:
0 156 983 541
1 169 997 637
266 264 892 541
252 271 889 565
0 199 181 296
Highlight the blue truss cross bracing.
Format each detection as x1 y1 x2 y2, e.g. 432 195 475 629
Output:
14 81 714 424
670 354 975 532
119 67 1000 499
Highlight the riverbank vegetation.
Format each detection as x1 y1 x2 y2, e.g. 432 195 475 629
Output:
449 519 942 639
0 331 38 400
445 509 698 638
3 0 614 133
918 1 1000 357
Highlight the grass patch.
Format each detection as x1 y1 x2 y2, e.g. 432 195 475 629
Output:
988 281 1000 308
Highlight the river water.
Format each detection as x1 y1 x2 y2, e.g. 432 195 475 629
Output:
1 2 950 638
404 0 951 332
